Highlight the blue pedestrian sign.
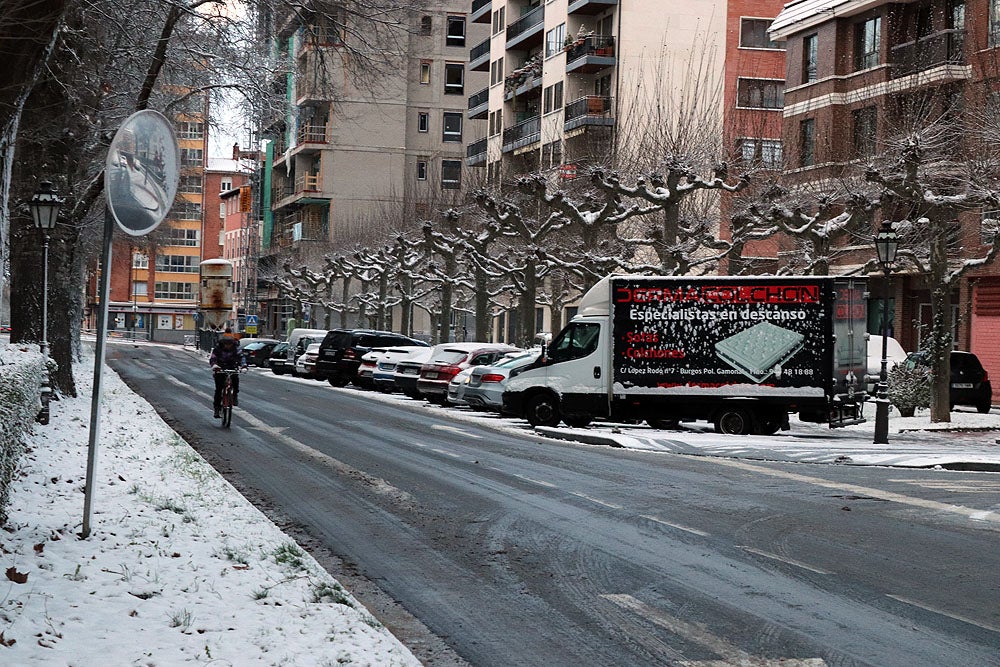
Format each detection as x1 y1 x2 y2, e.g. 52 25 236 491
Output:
246 315 258 326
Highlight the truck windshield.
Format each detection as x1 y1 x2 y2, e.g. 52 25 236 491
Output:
548 323 600 363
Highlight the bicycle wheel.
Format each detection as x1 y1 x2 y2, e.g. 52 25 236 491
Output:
221 383 233 428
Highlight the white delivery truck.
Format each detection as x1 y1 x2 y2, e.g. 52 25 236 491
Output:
502 275 868 435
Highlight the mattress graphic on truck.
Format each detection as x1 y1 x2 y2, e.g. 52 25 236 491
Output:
714 321 806 384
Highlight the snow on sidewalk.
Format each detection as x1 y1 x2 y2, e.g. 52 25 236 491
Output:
0 352 420 666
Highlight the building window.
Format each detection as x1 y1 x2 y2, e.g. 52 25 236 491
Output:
738 138 783 169
545 23 565 58
132 281 147 297
178 175 203 194
418 112 429 132
855 16 881 70
132 252 148 269
420 15 432 35
736 78 784 109
990 0 1000 46
155 254 200 273
441 160 461 189
154 281 195 300
419 60 431 84
800 118 815 167
443 112 463 142
542 139 562 169
165 228 200 246
175 121 204 140
852 106 877 156
739 18 782 49
543 81 563 114
489 109 502 136
492 7 505 36
172 202 202 221
490 57 504 86
803 34 818 83
445 63 464 95
417 160 428 181
220 178 232 192
446 16 465 47
180 148 203 167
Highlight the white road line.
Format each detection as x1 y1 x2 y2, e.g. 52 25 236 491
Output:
570 492 622 510
886 594 1000 634
431 448 462 459
161 375 412 502
738 546 832 575
706 458 1000 526
888 479 1000 492
640 515 710 537
601 594 825 666
430 424 481 439
512 474 557 488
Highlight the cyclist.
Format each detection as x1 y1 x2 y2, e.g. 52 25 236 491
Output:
210 331 247 418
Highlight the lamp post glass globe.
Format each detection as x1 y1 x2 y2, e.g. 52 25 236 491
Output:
29 181 63 231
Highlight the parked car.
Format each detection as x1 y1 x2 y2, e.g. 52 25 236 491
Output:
372 346 432 393
315 329 428 386
463 350 542 412
417 342 520 404
904 350 993 413
446 368 476 406
242 339 280 367
866 335 908 393
393 349 434 398
295 343 321 378
355 348 389 390
268 342 292 375
285 328 330 374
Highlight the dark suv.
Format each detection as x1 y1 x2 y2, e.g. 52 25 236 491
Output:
315 329 427 387
905 350 993 413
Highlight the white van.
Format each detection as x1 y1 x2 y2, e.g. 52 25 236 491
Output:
286 328 330 374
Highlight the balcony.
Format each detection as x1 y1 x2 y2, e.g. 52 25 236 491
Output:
295 123 330 147
273 171 329 209
469 38 491 72
564 96 614 132
502 115 541 153
277 206 327 244
504 73 543 101
890 29 967 79
506 5 544 50
467 137 488 166
471 0 491 24
468 86 489 120
565 35 616 74
567 0 617 14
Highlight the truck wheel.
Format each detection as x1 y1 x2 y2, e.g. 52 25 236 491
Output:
715 408 752 435
646 418 680 430
526 394 561 427
328 375 349 387
563 414 592 428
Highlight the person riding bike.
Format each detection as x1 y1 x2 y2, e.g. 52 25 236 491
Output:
210 331 247 418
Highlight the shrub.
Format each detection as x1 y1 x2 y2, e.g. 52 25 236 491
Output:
0 345 44 524
887 363 931 417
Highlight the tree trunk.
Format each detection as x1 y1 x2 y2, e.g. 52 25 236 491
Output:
660 206 680 274
474 266 490 342
439 256 455 343
517 265 538 346
340 277 351 328
928 230 952 422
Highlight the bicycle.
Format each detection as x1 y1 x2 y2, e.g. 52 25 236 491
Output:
216 368 244 428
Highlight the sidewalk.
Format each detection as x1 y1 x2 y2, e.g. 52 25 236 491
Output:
537 409 1000 471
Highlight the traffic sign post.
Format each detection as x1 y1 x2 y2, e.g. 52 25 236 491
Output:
245 315 258 335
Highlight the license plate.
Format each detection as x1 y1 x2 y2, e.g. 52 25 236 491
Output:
424 371 438 379
951 382 973 389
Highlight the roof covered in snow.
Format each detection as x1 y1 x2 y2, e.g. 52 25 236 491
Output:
770 0 887 40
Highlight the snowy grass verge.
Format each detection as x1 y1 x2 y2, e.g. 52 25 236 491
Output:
0 349 419 666
0 343 44 524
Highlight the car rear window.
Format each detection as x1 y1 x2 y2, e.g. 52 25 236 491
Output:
952 353 983 372
323 331 353 348
431 350 469 364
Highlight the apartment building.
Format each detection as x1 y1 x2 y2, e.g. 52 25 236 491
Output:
257 3 488 337
770 0 1000 378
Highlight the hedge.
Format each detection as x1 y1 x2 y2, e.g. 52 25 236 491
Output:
0 344 44 524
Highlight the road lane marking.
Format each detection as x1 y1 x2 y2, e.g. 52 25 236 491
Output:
705 458 1000 526
511 474 557 488
430 424 481 439
601 594 825 666
738 546 831 575
886 594 1000 634
161 375 412 503
640 515 710 537
570 492 622 510
431 448 462 459
888 479 1000 492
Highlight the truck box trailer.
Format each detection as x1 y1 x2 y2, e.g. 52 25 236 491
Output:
502 275 868 435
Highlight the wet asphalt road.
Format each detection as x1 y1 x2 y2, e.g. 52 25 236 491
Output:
108 343 1000 667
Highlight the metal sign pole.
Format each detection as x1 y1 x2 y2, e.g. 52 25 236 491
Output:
82 207 115 538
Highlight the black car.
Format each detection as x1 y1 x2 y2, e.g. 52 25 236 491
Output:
315 329 428 386
242 340 280 367
268 342 291 375
905 350 992 413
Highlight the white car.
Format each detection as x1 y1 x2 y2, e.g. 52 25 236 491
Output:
446 368 475 406
373 346 430 393
866 335 907 392
463 350 541 412
355 348 389 390
295 342 321 378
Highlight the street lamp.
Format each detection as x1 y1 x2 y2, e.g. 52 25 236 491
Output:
873 219 899 445
28 181 65 425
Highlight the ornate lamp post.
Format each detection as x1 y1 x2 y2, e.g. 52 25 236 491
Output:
28 181 65 425
873 220 899 445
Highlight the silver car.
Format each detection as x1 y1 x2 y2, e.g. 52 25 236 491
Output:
463 350 541 412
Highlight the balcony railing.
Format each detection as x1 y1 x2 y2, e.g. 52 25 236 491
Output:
506 5 543 43
296 123 329 144
565 34 615 62
567 0 618 14
502 115 541 152
470 38 491 63
564 96 614 131
472 0 490 13
468 87 489 110
294 171 321 193
890 29 965 78
466 137 488 165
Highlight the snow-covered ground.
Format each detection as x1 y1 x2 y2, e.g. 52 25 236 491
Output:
0 349 420 666
2 341 998 665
